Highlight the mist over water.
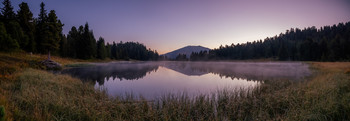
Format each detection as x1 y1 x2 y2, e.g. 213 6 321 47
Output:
62 61 311 99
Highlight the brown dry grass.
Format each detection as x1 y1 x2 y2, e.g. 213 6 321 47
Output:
0 52 350 120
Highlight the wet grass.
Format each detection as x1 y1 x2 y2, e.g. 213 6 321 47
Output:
0 52 350 120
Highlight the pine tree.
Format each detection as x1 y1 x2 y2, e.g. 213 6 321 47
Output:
105 43 111 59
75 23 96 59
37 2 47 24
47 10 63 54
278 40 288 60
1 0 15 21
0 22 18 51
36 2 50 53
96 37 107 59
111 42 117 59
17 2 34 52
1 0 26 50
59 34 68 57
5 21 26 49
67 26 78 58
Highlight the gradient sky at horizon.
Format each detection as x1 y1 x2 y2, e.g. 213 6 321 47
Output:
8 0 350 54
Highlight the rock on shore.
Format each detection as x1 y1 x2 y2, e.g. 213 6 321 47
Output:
40 59 62 70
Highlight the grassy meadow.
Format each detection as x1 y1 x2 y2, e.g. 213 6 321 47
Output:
0 52 349 120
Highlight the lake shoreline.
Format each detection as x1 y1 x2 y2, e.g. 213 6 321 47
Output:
1 52 350 120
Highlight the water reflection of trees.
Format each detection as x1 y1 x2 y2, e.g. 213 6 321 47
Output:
61 62 159 85
62 62 310 85
161 61 310 81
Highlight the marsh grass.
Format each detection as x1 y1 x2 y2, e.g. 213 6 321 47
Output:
0 52 350 120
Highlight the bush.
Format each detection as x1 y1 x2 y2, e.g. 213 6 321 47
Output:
0 106 5 121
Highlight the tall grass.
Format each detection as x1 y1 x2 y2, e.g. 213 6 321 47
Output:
0 52 350 120
2 68 348 120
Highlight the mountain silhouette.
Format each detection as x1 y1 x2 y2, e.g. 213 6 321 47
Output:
163 45 210 59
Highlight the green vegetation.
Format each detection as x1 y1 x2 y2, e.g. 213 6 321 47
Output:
0 0 63 55
0 52 349 120
0 0 159 61
190 22 350 61
0 0 349 120
0 106 5 121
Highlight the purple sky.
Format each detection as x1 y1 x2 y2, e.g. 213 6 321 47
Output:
8 0 350 54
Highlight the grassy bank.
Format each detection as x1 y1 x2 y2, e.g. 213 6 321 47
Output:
0 52 349 120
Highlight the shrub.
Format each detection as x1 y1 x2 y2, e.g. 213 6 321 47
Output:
0 106 5 121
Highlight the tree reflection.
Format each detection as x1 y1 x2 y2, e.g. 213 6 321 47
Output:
61 62 159 85
161 61 310 81
61 61 310 85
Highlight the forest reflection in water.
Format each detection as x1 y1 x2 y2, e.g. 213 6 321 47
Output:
61 61 311 99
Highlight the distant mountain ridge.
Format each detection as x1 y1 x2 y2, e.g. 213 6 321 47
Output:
163 46 210 59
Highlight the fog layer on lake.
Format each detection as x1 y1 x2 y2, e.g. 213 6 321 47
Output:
61 61 311 99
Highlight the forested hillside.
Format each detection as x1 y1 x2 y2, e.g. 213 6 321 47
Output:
0 0 158 60
1 0 349 61
191 22 350 61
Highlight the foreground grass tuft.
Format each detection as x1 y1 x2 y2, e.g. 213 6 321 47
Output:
9 69 115 120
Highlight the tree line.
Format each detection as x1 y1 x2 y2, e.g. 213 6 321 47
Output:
0 0 62 54
63 24 159 60
0 0 158 60
189 22 350 61
1 0 349 61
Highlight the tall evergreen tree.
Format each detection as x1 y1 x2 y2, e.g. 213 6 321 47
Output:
111 42 117 59
17 2 35 52
6 21 26 49
105 42 111 59
1 0 15 21
1 0 26 50
0 22 18 51
96 37 107 59
74 23 96 59
47 10 63 54
278 40 288 60
37 2 47 24
75 25 85 59
35 3 63 54
67 26 78 58
36 2 49 53
59 34 68 57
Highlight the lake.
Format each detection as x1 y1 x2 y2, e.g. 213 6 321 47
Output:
61 61 311 100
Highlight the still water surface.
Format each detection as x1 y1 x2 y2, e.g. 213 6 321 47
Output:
62 61 311 99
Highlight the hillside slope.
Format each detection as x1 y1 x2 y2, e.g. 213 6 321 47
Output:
163 45 210 59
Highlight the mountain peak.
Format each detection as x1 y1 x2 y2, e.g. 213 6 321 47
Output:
163 45 210 59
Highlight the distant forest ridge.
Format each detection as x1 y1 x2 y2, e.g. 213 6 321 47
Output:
170 21 350 61
190 21 350 61
0 0 349 61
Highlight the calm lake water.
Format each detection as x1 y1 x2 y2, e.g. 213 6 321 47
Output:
61 61 311 100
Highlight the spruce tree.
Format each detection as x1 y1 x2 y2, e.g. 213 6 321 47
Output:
1 0 15 21
1 0 26 50
105 42 112 59
47 10 63 54
36 2 49 53
17 2 35 52
111 42 117 59
67 26 78 58
59 34 68 57
96 37 107 59
0 22 18 51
